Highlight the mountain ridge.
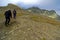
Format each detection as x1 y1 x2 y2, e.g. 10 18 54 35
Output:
26 7 60 20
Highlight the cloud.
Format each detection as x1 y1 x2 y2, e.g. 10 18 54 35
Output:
0 0 58 7
0 0 8 6
19 0 39 4
17 0 56 8
19 0 55 5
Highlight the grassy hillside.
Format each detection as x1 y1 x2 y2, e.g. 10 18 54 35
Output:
30 14 60 26
0 4 60 40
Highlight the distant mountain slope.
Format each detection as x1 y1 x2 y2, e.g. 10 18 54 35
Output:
26 7 60 20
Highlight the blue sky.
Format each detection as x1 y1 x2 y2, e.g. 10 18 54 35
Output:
0 0 60 15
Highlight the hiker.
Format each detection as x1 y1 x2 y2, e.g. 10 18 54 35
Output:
13 9 17 19
4 10 12 25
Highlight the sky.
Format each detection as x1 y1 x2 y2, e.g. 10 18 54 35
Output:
0 0 60 15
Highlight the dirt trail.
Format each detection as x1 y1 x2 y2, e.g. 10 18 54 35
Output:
0 15 60 40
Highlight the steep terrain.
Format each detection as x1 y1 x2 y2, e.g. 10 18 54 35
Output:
0 4 60 40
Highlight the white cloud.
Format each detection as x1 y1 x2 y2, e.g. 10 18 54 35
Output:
19 0 41 4
8 0 40 4
8 0 20 4
15 0 56 8
39 0 55 6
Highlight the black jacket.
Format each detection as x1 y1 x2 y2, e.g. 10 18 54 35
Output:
5 10 12 18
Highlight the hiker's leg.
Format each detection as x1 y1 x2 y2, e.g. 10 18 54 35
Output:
5 18 8 25
8 18 10 24
14 15 15 19
14 15 16 19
